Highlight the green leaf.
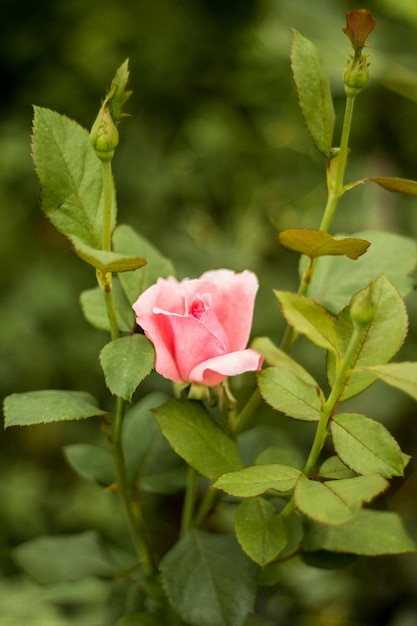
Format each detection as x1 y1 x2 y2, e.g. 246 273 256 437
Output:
214 464 301 497
330 412 405 478
235 497 287 566
80 279 135 332
113 224 175 302
69 234 146 273
347 176 417 196
294 474 353 525
294 474 388 525
318 456 356 480
278 229 370 260
12 531 123 584
303 510 416 555
303 230 417 314
116 615 162 626
251 337 321 383
257 366 323 421
123 393 187 493
275 291 339 355
160 529 257 626
63 443 114 485
290 30 335 157
328 275 408 400
358 362 417 401
3 390 109 427
100 334 155 401
32 107 114 247
153 399 243 480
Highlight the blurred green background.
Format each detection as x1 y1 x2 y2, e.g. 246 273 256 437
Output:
2 0 417 624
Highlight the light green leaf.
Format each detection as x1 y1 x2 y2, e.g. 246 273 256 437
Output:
69 234 146 273
12 531 122 584
318 456 356 480
235 497 287 566
153 399 243 480
358 362 417 401
32 107 114 247
251 337 320 384
113 224 175 301
257 366 323 421
330 413 405 478
3 390 109 427
303 230 417 314
99 334 155 401
63 443 114 485
278 229 370 260
123 393 187 493
303 510 416 555
328 275 408 400
80 279 135 332
275 291 339 355
214 464 301 497
290 30 335 157
294 474 354 525
160 529 257 626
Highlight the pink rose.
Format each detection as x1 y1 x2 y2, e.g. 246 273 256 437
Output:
132 269 263 386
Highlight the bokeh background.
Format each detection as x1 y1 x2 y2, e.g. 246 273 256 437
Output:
2 0 417 624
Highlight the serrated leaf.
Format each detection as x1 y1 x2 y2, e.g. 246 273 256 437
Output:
100 334 155 401
358 362 417 401
303 230 417 314
69 234 146 273
235 497 287 566
318 456 356 480
257 367 323 422
294 474 354 525
122 394 187 493
80 279 135 332
12 531 121 584
153 399 243 480
63 443 114 485
3 390 109 427
251 337 320 384
32 107 114 247
214 464 301 497
290 30 335 157
113 224 175 302
303 510 416 555
160 529 257 626
328 275 408 400
278 229 370 260
275 291 339 355
330 412 405 478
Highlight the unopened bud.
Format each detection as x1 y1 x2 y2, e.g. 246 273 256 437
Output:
343 55 370 96
350 289 374 328
90 104 119 161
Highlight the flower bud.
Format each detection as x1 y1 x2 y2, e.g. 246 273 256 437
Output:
90 104 119 162
350 289 374 328
343 55 370 97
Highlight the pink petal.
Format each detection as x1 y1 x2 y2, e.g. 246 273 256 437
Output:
189 349 263 386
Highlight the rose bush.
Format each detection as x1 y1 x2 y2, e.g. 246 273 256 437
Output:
133 269 263 386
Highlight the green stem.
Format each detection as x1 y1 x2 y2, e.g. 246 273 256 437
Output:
112 396 155 576
180 467 198 535
103 288 120 341
193 486 219 528
102 159 114 252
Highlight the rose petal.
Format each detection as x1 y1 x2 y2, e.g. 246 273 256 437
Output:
189 349 263 386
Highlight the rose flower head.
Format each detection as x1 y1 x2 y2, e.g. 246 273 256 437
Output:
133 269 263 386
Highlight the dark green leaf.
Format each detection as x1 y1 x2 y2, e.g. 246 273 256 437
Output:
63 443 114 485
330 412 405 477
160 530 257 626
113 224 175 302
3 390 109 427
303 510 416 555
32 107 114 247
290 30 335 157
153 399 243 479
235 497 287 566
278 229 370 259
100 334 155 401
